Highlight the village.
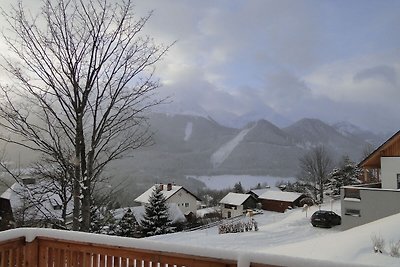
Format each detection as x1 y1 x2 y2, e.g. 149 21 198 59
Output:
2 130 400 236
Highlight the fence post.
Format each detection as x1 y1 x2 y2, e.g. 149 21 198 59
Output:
25 238 39 267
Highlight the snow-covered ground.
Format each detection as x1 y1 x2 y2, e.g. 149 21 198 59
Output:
188 174 295 190
148 199 400 266
149 200 341 251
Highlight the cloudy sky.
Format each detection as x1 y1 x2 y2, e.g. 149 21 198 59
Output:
1 0 400 133
131 0 400 133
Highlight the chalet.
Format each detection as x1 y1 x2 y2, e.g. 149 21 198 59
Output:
341 130 400 229
219 193 257 218
135 183 201 218
0 177 73 228
258 191 305 213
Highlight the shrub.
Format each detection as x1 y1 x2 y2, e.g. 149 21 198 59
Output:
371 234 385 253
389 241 400 257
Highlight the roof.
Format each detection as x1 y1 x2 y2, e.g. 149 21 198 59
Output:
259 191 304 202
1 179 73 222
134 184 201 204
219 193 254 206
359 130 400 168
248 189 269 197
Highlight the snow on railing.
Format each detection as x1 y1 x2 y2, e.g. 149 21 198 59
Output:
0 228 375 267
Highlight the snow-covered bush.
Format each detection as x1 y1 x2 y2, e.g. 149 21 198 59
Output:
218 218 258 234
389 241 400 257
371 234 385 253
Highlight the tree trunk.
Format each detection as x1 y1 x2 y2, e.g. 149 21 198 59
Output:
73 116 83 230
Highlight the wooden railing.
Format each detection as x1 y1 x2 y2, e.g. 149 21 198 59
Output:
0 228 367 267
0 237 25 267
0 228 285 267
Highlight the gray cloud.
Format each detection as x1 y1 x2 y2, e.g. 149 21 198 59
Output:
354 65 397 86
2 0 400 133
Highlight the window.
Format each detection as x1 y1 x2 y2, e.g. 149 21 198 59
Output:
397 174 400 189
345 209 361 217
185 203 189 207
344 188 360 199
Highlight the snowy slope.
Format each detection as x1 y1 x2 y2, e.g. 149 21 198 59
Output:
184 122 193 141
148 200 400 266
210 123 255 168
265 213 400 266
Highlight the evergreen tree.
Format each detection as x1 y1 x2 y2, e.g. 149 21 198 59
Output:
117 208 140 238
102 210 118 235
90 206 118 235
233 182 244 193
327 156 361 195
141 187 174 237
90 206 102 234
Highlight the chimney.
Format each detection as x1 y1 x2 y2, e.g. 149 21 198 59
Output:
167 183 172 191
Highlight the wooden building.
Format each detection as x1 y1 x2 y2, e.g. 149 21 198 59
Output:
358 130 400 183
342 130 400 229
259 191 305 213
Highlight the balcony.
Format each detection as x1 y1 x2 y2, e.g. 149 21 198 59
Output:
0 228 357 267
0 228 283 267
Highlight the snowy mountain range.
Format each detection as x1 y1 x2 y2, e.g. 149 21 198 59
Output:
108 112 385 201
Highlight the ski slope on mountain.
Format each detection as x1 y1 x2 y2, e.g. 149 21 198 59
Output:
184 122 193 141
210 123 256 168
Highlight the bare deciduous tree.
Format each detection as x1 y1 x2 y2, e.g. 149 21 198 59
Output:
0 0 171 231
298 145 333 203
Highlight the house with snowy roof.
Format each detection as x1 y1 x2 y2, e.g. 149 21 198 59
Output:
219 192 257 218
0 177 73 228
258 191 306 213
341 130 400 229
134 183 201 218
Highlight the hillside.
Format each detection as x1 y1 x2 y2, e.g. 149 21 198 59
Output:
104 113 379 202
0 112 380 204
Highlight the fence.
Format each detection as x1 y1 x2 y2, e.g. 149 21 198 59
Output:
0 228 283 267
0 228 373 267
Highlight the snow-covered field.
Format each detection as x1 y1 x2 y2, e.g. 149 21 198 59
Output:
149 200 341 251
148 199 400 266
188 175 295 190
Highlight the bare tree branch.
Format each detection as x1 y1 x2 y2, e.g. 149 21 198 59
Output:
0 0 171 231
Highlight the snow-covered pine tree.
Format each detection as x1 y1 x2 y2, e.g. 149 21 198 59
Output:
327 156 361 195
90 206 102 234
116 208 140 238
141 186 174 237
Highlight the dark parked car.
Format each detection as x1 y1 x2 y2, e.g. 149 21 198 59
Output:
311 210 341 228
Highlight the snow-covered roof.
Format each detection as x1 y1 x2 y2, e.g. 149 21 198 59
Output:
134 184 200 204
248 189 269 197
196 207 219 217
258 191 303 202
0 179 73 222
113 204 186 225
219 193 253 206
